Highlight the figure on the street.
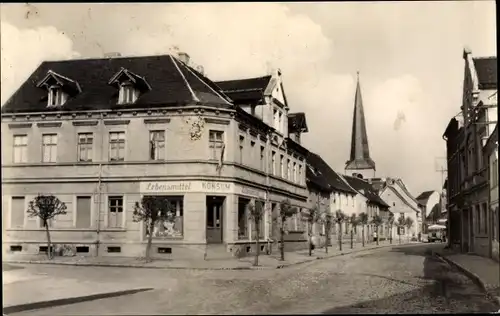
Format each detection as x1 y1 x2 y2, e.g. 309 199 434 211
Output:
372 231 378 242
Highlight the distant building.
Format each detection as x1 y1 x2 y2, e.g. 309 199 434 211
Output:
1 53 311 259
444 48 497 258
484 125 498 261
416 190 441 233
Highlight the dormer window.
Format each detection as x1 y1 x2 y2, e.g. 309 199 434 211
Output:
36 70 81 108
48 86 67 107
119 83 138 104
109 68 152 105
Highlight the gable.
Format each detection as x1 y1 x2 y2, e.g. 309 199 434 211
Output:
381 185 419 213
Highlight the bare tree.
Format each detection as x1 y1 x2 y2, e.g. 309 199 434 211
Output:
278 199 298 261
397 216 406 244
323 213 333 254
359 212 368 247
133 196 176 262
372 214 383 246
248 201 265 266
302 206 322 256
27 194 68 260
405 217 414 243
388 212 395 244
350 214 359 249
335 210 347 251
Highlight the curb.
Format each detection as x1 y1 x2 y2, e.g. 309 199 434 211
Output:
3 242 416 272
433 252 500 308
2 288 154 314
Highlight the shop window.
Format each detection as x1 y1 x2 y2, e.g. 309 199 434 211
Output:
145 196 184 238
238 197 250 239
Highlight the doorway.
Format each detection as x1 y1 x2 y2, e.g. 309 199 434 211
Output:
206 196 225 244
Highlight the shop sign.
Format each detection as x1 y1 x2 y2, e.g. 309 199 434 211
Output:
238 185 266 199
140 181 233 194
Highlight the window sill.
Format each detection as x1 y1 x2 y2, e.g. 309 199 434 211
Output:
104 228 127 232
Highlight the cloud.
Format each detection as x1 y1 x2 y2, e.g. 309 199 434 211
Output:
0 2 496 194
0 21 80 105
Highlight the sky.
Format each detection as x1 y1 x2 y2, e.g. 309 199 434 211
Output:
0 2 497 196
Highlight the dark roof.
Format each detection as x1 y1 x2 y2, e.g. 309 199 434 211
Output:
215 75 272 105
368 178 386 193
416 190 436 204
288 112 309 134
473 57 497 89
343 175 390 208
2 54 232 114
306 152 357 194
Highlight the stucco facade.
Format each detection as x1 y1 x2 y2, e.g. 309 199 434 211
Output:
1 54 311 260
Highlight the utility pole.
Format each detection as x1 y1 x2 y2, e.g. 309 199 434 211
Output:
435 157 448 190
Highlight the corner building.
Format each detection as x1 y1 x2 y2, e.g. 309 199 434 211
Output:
1 53 310 259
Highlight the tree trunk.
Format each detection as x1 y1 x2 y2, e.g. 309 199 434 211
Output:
146 221 155 262
362 226 365 247
339 223 343 251
390 225 393 244
44 221 52 260
280 226 285 261
398 229 401 244
376 226 379 246
308 222 313 256
254 221 260 266
325 225 329 254
350 229 353 249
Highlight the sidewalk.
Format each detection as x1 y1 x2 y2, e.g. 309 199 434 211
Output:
3 240 414 271
434 248 500 307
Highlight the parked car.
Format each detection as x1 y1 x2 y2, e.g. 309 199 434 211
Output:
428 231 443 242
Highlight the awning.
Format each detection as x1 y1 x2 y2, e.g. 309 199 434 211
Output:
437 218 447 224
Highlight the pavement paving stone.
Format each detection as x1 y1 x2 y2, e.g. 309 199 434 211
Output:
3 240 410 271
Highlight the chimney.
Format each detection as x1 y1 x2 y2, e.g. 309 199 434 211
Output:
104 52 122 58
178 52 190 65
463 46 472 59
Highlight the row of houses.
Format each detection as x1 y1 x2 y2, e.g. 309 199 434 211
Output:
443 48 498 262
1 52 421 260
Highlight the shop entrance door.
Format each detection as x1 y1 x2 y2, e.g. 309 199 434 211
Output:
206 196 225 244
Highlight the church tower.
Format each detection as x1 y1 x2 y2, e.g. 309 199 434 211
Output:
345 72 376 179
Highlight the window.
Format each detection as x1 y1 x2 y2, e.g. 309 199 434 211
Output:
109 132 125 161
13 135 28 163
78 133 93 162
209 130 224 160
482 203 487 234
250 140 256 166
273 109 279 130
76 196 92 228
239 135 245 164
10 197 25 228
150 131 165 161
48 87 65 107
260 146 265 171
278 112 283 132
42 134 58 163
293 161 297 182
118 84 137 104
146 196 184 238
298 164 303 185
108 196 124 228
238 198 250 239
287 159 292 180
280 154 285 177
271 151 276 175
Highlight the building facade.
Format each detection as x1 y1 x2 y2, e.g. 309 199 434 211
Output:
416 190 441 233
444 49 497 258
1 53 311 260
485 125 498 261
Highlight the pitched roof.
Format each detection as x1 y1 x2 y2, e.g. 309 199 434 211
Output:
215 75 272 105
306 152 357 194
343 175 389 208
473 57 497 90
416 190 436 204
288 112 309 134
346 73 376 171
2 54 232 114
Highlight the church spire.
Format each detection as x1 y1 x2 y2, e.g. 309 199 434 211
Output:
345 72 376 179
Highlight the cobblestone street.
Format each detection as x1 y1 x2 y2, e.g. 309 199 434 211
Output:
5 243 498 315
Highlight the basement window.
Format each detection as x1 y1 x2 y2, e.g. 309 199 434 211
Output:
76 246 89 253
10 245 22 252
107 246 121 253
157 247 172 254
38 246 53 253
